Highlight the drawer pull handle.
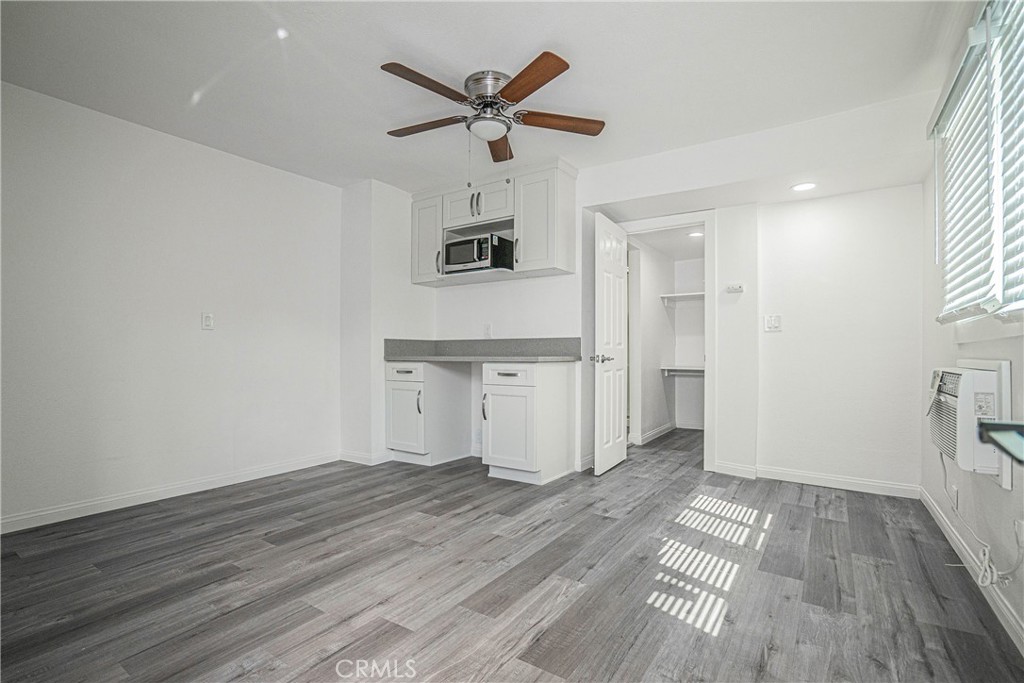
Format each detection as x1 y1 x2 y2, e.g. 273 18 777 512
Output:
435 251 441 274
416 389 422 415
482 393 488 420
396 370 414 374
497 372 520 377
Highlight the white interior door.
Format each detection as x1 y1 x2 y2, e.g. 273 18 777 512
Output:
594 213 628 475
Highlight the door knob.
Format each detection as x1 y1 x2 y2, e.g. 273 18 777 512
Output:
589 355 615 363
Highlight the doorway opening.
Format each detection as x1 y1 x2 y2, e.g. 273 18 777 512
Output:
589 209 717 476
627 221 706 446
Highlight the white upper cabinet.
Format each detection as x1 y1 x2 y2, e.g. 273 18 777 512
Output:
411 196 442 284
513 167 572 273
413 161 576 287
442 180 514 228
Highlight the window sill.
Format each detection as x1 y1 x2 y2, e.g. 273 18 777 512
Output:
955 311 1024 344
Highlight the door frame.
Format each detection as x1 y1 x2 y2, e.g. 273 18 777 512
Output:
605 209 718 473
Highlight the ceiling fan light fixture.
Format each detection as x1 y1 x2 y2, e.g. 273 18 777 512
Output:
467 116 510 142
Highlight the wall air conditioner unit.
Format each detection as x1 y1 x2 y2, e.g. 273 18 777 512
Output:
927 362 1010 487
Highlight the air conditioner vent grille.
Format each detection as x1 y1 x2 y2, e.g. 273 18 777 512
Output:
929 398 958 459
939 371 961 396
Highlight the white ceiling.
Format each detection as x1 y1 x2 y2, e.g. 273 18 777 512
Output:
1 2 977 194
629 227 706 262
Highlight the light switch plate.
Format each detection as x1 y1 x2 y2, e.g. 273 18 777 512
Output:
201 312 214 331
763 314 782 332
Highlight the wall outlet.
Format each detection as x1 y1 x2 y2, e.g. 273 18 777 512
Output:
201 312 214 331
763 314 782 332
950 484 959 510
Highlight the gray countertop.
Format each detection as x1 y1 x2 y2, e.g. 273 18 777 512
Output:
384 337 582 363
387 355 579 363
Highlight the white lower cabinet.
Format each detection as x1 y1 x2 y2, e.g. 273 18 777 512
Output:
482 362 574 485
385 379 425 454
385 362 471 466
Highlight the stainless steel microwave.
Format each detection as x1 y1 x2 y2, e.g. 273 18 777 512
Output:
443 234 514 273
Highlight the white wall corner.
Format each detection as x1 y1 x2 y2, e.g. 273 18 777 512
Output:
712 461 758 480
640 422 677 446
339 449 393 466
579 452 595 472
919 486 1024 657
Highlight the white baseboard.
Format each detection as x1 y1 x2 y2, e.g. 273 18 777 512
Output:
639 422 676 445
0 450 341 534
488 465 572 485
712 461 757 480
919 487 1024 656
756 464 920 498
339 449 393 466
579 452 594 472
674 421 704 430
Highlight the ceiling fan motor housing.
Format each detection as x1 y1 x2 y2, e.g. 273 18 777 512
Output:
464 70 512 104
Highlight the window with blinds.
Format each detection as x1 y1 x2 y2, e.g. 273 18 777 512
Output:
1001 0 1024 310
934 0 1024 322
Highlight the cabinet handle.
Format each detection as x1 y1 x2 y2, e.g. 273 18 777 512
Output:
497 372 520 377
396 369 414 374
470 192 476 217
435 250 441 274
476 192 483 216
514 238 520 263
416 389 422 414
482 393 488 420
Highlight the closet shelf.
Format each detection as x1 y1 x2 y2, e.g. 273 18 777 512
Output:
660 292 704 304
662 365 705 377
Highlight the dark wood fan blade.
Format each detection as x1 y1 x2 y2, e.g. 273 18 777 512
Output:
515 110 605 136
488 136 514 162
381 62 468 104
497 51 569 105
387 116 466 137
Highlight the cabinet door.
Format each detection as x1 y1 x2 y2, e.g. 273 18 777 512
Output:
482 385 537 471
442 180 514 228
475 180 514 223
513 168 558 272
386 381 426 454
442 187 477 228
411 197 442 284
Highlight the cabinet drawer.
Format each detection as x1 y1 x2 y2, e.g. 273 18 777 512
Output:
483 363 535 386
386 362 424 381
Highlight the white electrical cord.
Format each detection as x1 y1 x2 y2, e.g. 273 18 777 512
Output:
940 450 1024 587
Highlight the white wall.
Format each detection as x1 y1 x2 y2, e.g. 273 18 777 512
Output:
338 180 436 463
630 242 676 442
920 171 1024 651
434 274 581 339
673 258 705 429
368 181 437 457
339 182 374 458
756 186 924 495
711 205 760 477
1 84 344 530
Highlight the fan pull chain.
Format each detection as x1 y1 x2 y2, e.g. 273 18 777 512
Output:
466 128 473 188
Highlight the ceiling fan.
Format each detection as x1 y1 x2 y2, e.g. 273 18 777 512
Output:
381 51 605 163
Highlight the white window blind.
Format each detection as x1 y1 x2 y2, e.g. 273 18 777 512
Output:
939 57 997 321
1001 0 1024 309
934 0 1024 323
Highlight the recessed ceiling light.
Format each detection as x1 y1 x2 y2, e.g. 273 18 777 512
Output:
791 182 816 192
276 28 289 40
689 232 704 237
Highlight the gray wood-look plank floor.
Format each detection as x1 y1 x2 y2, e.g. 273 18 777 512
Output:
3 429 1022 682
